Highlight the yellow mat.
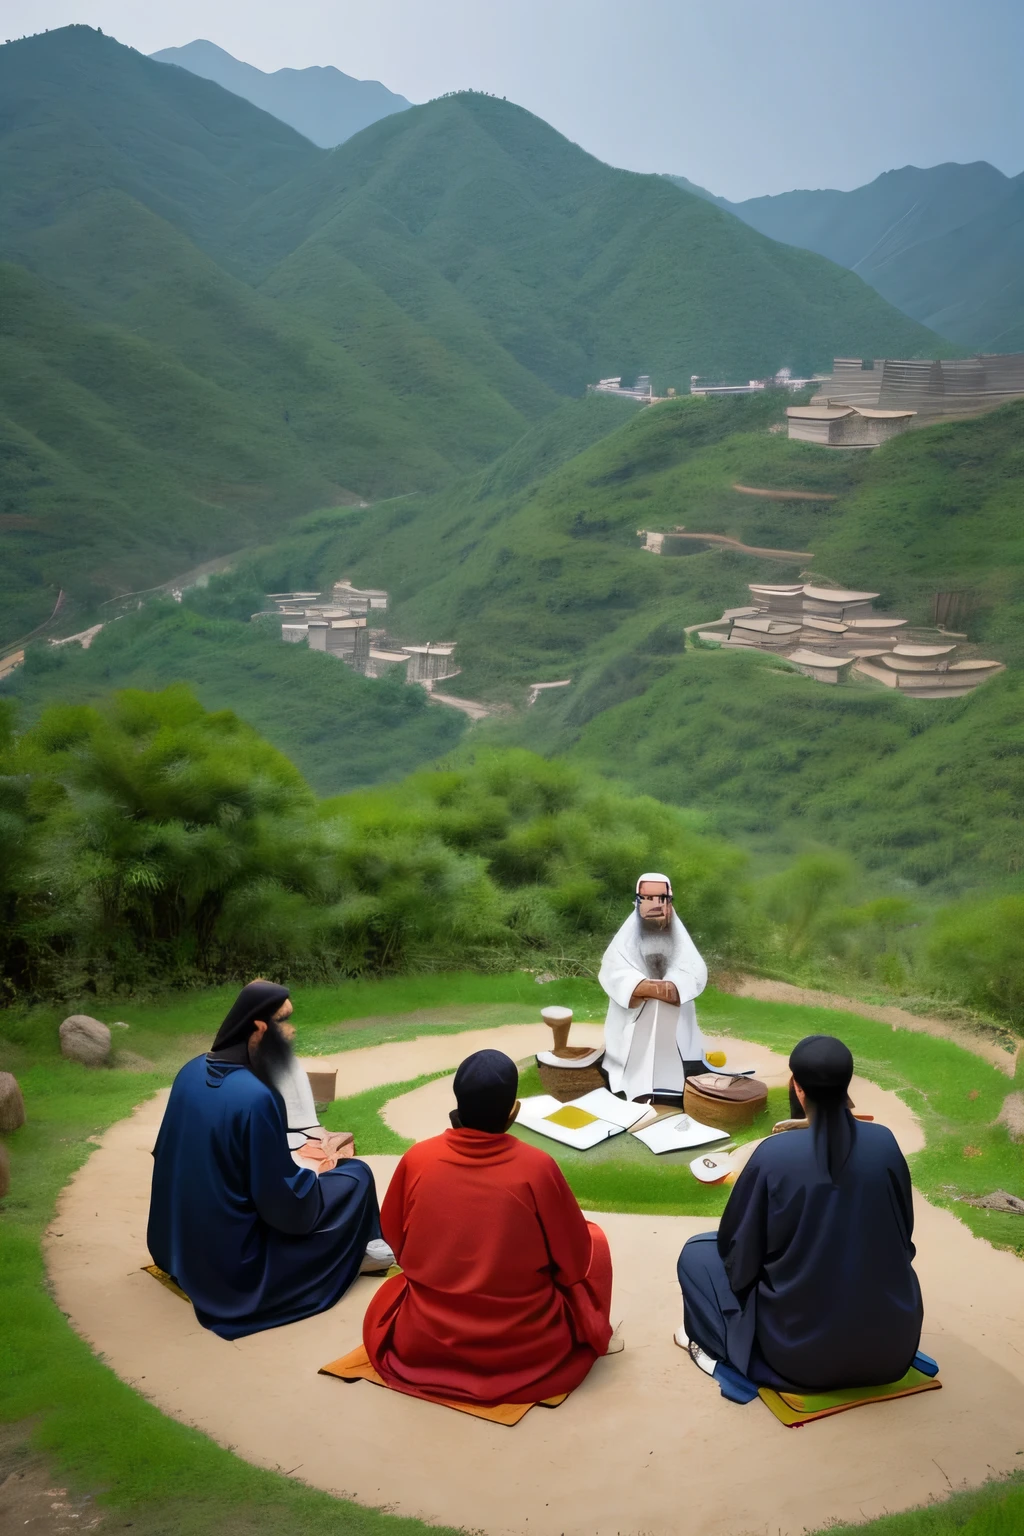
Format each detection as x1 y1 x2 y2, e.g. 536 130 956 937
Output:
141 1263 190 1302
759 1367 942 1426
320 1345 568 1426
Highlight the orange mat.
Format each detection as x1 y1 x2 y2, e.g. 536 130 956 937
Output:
141 1263 190 1302
319 1345 568 1426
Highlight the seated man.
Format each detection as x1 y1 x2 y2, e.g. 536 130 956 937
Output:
147 981 392 1339
677 1034 923 1392
363 1049 618 1405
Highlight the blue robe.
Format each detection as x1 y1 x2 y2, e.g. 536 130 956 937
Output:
679 1121 923 1390
148 1055 381 1339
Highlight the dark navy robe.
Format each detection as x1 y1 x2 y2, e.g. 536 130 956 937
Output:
148 1055 381 1339
714 1121 923 1389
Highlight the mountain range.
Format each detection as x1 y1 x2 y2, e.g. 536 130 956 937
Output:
150 39 412 147
668 162 1024 353
0 25 942 644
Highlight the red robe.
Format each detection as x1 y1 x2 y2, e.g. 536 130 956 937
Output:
363 1127 613 1404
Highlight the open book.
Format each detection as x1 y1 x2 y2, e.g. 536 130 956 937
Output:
631 1113 730 1155
515 1088 650 1150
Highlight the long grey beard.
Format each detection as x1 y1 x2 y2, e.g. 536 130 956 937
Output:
638 920 674 980
252 1022 296 1094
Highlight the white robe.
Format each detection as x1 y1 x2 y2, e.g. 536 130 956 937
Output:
598 911 708 1101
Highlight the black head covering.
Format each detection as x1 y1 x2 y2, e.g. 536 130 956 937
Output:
451 1049 519 1134
789 1034 857 1181
210 981 291 1054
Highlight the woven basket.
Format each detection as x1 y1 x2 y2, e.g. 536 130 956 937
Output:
538 1051 607 1103
684 1074 768 1129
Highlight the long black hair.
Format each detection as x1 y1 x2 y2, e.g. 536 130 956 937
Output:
789 1034 857 1181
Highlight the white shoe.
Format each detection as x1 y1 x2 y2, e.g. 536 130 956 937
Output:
605 1323 625 1355
673 1325 689 1350
687 1340 719 1377
359 1239 395 1274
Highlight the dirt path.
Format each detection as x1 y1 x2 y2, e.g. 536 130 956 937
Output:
723 974 1019 1075
732 483 837 501
668 531 814 560
47 1025 1024 1536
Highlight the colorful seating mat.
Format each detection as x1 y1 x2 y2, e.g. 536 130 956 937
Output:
319 1344 568 1426
759 1365 942 1426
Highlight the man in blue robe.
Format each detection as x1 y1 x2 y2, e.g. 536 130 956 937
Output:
676 1034 925 1396
148 981 390 1340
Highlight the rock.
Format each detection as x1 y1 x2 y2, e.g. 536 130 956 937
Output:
0 1072 25 1132
960 1190 1024 1215
996 1091 1024 1143
0 1141 9 1199
59 1014 111 1067
534 972 557 985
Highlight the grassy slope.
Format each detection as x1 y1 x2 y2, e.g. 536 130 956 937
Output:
0 29 946 642
243 92 946 395
1 602 467 796
1 975 1021 1533
251 392 1024 893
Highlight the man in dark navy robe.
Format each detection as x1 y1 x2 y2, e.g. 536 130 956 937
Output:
148 981 389 1340
676 1034 924 1395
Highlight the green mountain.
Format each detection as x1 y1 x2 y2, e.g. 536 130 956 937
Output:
696 162 1024 354
258 391 1023 894
150 39 412 148
0 26 946 643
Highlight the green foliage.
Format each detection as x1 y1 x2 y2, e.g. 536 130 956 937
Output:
927 896 1024 1026
3 597 466 797
0 692 752 1000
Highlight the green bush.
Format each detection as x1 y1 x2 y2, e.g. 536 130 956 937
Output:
926 895 1024 1026
0 691 755 1002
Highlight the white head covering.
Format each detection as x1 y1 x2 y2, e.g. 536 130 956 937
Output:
635 871 673 896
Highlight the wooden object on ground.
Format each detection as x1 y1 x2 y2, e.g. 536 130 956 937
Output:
684 1073 768 1129
537 1054 607 1103
306 1068 338 1104
541 1006 574 1055
0 1072 26 1131
59 1015 111 1067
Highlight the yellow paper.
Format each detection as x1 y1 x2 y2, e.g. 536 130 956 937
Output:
545 1105 599 1129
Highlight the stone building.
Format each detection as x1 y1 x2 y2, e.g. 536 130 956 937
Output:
694 583 1003 698
402 643 459 686
810 354 1024 421
786 404 915 448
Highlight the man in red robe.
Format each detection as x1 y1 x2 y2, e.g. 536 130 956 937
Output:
363 1050 617 1405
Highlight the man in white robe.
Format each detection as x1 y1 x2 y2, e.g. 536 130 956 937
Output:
598 873 708 1102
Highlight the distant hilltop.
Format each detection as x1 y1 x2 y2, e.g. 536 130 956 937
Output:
150 39 411 147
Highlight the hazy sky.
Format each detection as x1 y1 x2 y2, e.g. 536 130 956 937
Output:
7 0 1023 199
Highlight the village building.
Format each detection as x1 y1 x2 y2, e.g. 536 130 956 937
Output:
786 404 915 448
810 353 1024 421
401 643 459 686
694 582 1003 700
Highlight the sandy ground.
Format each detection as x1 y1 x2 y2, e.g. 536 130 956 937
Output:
45 1026 1024 1536
725 974 1020 1075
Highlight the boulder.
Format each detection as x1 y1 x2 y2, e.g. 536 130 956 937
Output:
59 1014 111 1067
0 1141 9 1199
0 1072 25 1132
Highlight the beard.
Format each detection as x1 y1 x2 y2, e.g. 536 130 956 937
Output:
249 1015 296 1092
637 914 675 980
